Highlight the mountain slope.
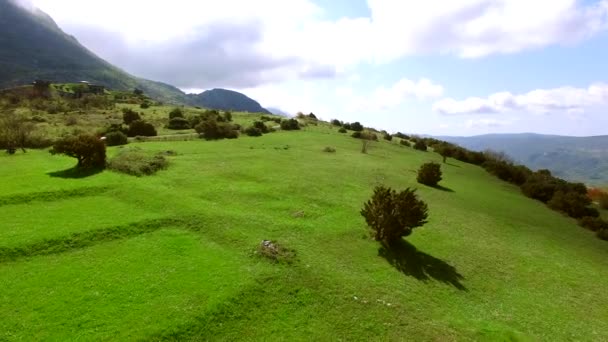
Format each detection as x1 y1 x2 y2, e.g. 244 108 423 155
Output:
0 0 190 103
441 133 608 184
188 88 271 114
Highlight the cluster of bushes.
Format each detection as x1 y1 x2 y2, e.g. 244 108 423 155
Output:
244 121 271 137
107 148 169 177
351 131 378 141
331 119 364 132
167 108 233 131
280 118 300 131
195 119 239 140
0 112 53 153
414 137 608 241
260 115 282 124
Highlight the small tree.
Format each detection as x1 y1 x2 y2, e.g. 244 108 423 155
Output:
361 186 428 245
417 162 442 186
195 119 239 140
413 140 427 151
104 131 128 146
223 111 233 122
168 117 191 130
253 121 269 133
0 112 35 153
122 108 141 125
280 119 300 130
128 120 157 137
169 108 184 119
435 143 454 163
50 134 106 169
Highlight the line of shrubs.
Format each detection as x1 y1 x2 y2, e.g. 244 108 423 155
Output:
414 137 608 241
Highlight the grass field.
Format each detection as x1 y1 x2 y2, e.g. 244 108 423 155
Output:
1 121 608 341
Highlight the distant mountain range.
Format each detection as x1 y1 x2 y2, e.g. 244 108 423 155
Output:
440 133 608 185
0 0 271 113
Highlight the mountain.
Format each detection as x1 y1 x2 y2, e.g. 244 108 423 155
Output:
267 107 291 117
0 0 271 113
187 88 271 114
0 0 191 103
440 133 608 185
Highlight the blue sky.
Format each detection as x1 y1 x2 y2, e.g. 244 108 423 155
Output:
29 0 608 136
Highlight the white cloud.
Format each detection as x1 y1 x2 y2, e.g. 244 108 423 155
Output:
351 78 444 111
465 118 512 128
433 83 608 115
27 0 608 89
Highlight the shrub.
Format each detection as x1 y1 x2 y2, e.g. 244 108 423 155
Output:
107 148 168 177
349 121 364 132
394 132 410 140
0 113 35 153
195 119 239 140
520 170 559 203
308 113 317 120
280 119 300 130
168 117 191 130
50 134 106 169
352 131 378 141
579 216 608 232
244 126 263 137
413 140 427 151
104 131 128 146
128 120 157 137
383 133 393 141
331 119 343 127
597 229 608 241
548 191 598 219
417 162 442 186
323 146 336 153
599 193 608 210
140 102 150 109
169 108 184 119
338 127 347 133
253 121 269 133
361 186 429 245
400 140 411 147
223 111 233 122
122 108 141 124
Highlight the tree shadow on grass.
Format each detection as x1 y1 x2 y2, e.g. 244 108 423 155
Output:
47 167 103 179
378 239 467 291
433 184 454 192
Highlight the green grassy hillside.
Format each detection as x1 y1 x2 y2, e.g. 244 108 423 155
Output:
1 119 607 340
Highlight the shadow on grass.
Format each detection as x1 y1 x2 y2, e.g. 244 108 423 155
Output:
445 162 461 168
47 167 103 179
378 239 467 291
433 184 454 192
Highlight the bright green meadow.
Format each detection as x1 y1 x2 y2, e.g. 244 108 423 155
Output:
1 120 607 341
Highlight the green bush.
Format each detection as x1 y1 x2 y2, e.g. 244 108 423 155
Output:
417 162 442 186
597 229 608 241
244 126 263 137
520 170 558 203
548 191 598 219
351 131 378 141
280 119 300 130
579 216 608 232
122 108 141 125
394 132 410 140
400 140 411 147
223 111 233 122
253 121 269 133
413 140 427 151
104 131 128 146
323 146 336 153
338 127 347 133
383 133 393 141
140 102 150 109
195 119 239 140
50 134 106 169
167 117 191 130
128 120 157 137
361 186 429 245
169 108 184 119
107 148 168 177
331 119 343 127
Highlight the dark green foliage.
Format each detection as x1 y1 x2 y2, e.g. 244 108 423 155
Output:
597 229 608 241
223 111 233 122
579 217 608 232
394 132 410 140
413 140 427 151
50 134 106 169
338 127 347 133
260 115 282 123
434 143 455 163
599 193 608 210
521 170 559 203
280 119 300 131
548 191 598 219
195 119 239 140
383 133 393 141
122 108 141 125
361 186 429 245
308 113 317 120
417 162 442 186
400 140 411 147
322 146 336 153
344 121 363 131
0 112 35 153
352 131 378 141
331 119 343 127
140 102 150 109
244 126 263 137
253 121 269 133
127 120 157 137
167 117 191 130
104 131 128 146
169 108 184 119
133 88 144 96
107 148 168 177
482 159 530 185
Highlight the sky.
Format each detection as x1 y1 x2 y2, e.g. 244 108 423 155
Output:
23 0 608 136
